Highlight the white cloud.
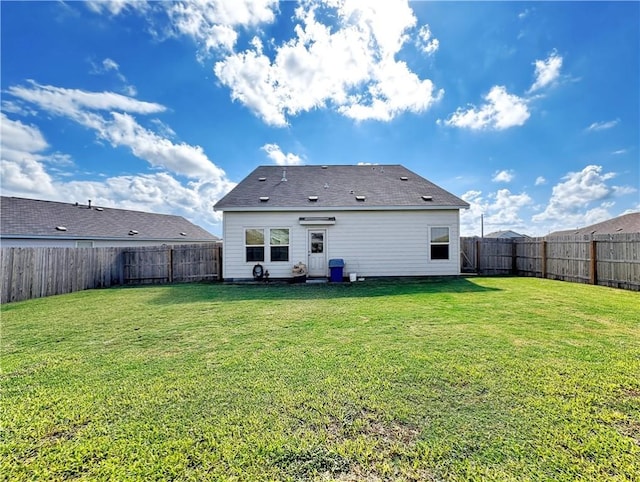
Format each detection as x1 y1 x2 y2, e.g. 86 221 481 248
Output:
214 0 442 126
586 119 620 131
612 149 628 155
492 169 514 183
459 188 533 235
534 176 546 186
166 0 278 54
90 57 138 96
7 81 164 118
85 0 149 16
261 143 303 165
416 24 439 55
531 165 630 231
444 86 529 130
528 50 563 93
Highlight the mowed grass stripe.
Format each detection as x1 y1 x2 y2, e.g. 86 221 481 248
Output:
1 277 638 481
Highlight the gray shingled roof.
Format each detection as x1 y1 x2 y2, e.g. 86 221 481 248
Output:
548 212 640 236
214 165 469 211
1 196 218 242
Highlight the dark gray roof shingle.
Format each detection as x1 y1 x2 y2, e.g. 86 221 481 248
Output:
1 196 218 241
548 212 640 236
214 165 469 210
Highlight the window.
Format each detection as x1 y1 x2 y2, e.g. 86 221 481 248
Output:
270 228 289 262
430 227 450 260
245 229 264 262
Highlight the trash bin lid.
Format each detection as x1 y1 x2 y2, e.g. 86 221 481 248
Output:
328 258 345 268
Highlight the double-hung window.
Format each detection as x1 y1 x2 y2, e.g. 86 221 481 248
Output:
245 228 290 262
245 228 265 262
270 228 289 262
430 227 450 260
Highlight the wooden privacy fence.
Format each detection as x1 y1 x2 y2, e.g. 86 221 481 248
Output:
461 233 640 291
1 243 222 303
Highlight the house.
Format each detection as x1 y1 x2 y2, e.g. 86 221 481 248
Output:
0 196 219 247
484 230 530 239
548 212 640 237
213 165 469 281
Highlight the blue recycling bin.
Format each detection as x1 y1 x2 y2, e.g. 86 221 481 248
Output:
328 258 345 282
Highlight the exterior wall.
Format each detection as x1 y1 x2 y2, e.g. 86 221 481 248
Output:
222 209 461 280
0 238 215 248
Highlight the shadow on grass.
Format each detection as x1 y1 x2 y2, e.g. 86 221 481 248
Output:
147 276 501 305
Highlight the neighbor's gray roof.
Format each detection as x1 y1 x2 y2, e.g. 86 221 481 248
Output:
548 212 640 236
1 196 219 242
214 165 469 211
484 230 531 239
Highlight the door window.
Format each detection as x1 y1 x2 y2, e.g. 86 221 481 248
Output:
311 232 324 253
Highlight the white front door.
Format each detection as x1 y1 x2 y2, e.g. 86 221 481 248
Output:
308 230 327 277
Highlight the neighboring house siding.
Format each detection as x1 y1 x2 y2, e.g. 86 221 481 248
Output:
222 210 461 280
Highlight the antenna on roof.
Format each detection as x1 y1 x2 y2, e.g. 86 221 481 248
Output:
281 168 287 182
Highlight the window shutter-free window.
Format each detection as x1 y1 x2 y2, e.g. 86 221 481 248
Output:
430 227 450 260
270 228 289 262
245 229 265 262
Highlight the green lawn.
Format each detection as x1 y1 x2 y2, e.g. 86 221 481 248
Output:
1 277 639 481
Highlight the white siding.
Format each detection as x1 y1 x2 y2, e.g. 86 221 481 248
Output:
222 210 461 280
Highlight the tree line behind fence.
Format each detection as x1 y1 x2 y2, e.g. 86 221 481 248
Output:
461 233 640 291
1 243 222 303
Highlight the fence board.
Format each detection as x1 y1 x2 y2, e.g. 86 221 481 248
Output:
460 234 639 291
1 243 222 303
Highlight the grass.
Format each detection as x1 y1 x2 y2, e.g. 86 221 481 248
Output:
1 277 639 481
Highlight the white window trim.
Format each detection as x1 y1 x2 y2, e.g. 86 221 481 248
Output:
269 227 290 262
429 226 451 261
245 228 265 263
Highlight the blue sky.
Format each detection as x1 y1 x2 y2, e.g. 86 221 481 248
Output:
2 1 638 237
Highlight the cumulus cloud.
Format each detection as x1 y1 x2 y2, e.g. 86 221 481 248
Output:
528 50 563 93
416 24 439 55
492 169 514 183
534 176 546 186
214 0 442 126
261 143 303 165
166 0 278 54
443 86 529 130
459 188 533 235
531 165 635 231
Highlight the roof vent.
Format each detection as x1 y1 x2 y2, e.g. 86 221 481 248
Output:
324 183 329 189
55 226 67 231
129 230 139 235
258 177 266 182
355 195 366 201
400 176 408 181
260 196 270 202
180 232 187 236
422 195 433 201
95 207 104 211
308 196 318 202
321 165 328 169
281 168 287 182
88 199 92 209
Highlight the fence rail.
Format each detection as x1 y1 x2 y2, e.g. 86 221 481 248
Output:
1 243 222 303
461 233 640 291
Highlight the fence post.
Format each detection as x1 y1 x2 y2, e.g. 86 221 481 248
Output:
475 238 481 274
541 240 547 279
589 240 597 285
511 241 518 275
168 247 174 283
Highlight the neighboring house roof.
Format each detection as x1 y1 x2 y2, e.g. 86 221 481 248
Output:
484 230 530 239
214 165 469 211
548 212 640 236
1 196 219 242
